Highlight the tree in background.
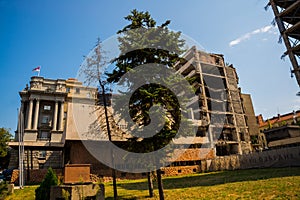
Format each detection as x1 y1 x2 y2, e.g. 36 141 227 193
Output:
80 38 118 200
107 9 187 200
0 128 11 169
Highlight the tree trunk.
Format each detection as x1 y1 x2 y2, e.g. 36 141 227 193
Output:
147 172 154 197
112 169 118 200
156 169 164 200
100 81 118 200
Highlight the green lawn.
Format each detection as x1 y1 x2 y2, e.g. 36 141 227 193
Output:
6 167 300 200
5 185 37 200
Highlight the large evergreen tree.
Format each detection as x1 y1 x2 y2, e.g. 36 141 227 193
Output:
108 9 185 83
108 10 188 149
107 9 190 200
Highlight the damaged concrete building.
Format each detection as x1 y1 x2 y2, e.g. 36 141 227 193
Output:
174 46 256 157
9 46 259 181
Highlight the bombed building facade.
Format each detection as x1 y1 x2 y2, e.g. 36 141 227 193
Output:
9 47 259 180
173 47 257 156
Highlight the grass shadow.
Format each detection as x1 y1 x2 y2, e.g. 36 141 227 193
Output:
118 167 300 191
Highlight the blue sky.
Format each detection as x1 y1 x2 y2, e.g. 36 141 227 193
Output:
0 0 299 132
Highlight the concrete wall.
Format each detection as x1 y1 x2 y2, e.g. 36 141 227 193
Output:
241 94 259 136
208 146 300 171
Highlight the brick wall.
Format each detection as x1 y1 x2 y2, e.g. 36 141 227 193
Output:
170 148 215 162
11 168 63 185
8 149 63 170
161 165 200 176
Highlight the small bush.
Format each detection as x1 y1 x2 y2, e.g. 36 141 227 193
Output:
35 168 58 200
0 181 8 200
62 189 70 200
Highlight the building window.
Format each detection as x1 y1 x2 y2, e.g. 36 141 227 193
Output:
118 124 127 130
240 132 245 141
39 131 50 140
66 87 71 93
196 127 206 137
87 92 91 98
215 57 220 65
44 105 51 111
39 151 47 158
41 115 50 124
75 88 80 94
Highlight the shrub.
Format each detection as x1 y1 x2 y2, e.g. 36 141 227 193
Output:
35 167 58 200
0 181 8 200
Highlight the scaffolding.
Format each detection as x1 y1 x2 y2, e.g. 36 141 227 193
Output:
268 0 300 88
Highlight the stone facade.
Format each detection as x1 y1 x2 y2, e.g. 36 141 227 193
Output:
9 77 108 170
50 184 104 200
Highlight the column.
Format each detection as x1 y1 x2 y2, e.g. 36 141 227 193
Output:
58 102 64 131
26 99 33 130
20 101 24 114
18 101 25 136
52 101 58 131
33 99 40 130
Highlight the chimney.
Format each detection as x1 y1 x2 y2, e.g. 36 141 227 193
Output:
257 114 263 125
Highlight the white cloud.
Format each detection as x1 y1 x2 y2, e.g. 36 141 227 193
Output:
229 25 275 47
294 98 300 105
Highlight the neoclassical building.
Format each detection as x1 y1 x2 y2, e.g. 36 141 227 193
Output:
9 76 128 178
20 78 66 143
9 77 105 170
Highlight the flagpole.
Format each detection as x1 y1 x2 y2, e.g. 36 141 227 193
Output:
21 110 24 187
18 108 21 187
18 108 24 189
32 66 41 77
